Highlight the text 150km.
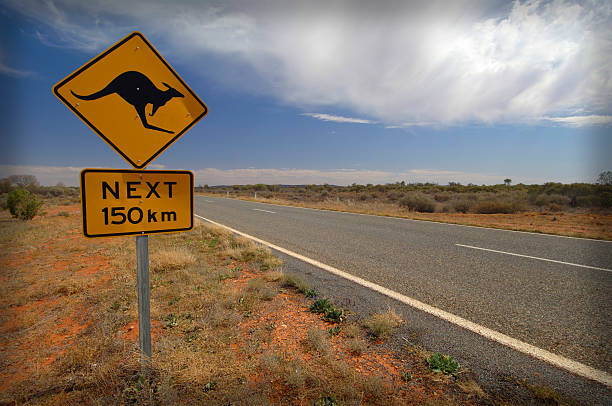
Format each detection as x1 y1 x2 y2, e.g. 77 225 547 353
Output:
101 206 177 225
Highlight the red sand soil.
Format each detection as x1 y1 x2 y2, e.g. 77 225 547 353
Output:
226 264 478 404
0 205 122 392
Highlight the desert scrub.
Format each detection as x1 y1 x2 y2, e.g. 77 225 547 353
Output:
310 298 345 323
427 352 459 375
398 192 436 212
6 188 43 220
281 273 310 293
364 309 402 338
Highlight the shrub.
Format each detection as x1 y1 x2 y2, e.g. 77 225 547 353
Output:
386 191 404 202
434 191 452 202
535 193 570 207
6 188 43 220
310 298 335 314
473 200 516 214
398 192 436 212
601 192 612 208
452 199 473 213
310 298 345 323
574 195 599 207
427 352 459 374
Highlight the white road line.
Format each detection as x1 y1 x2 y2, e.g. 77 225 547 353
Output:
456 244 612 273
194 214 611 387
252 208 276 214
198 196 612 243
204 200 213 203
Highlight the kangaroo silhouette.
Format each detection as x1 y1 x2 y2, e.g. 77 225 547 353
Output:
71 71 184 134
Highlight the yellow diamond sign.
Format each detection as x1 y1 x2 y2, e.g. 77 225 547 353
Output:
53 32 208 169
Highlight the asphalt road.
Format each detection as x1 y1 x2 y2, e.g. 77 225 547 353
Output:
194 196 612 378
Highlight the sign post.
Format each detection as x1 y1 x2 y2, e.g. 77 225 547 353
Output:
136 235 151 367
53 32 208 369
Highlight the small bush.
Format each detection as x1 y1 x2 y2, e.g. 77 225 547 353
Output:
473 200 516 214
386 191 404 202
434 191 452 202
6 188 43 220
310 298 335 314
574 194 600 207
323 307 346 323
452 199 474 213
427 352 459 374
399 192 436 212
535 193 570 208
310 298 345 323
364 309 402 338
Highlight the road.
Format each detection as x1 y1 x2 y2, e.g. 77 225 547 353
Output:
194 196 612 380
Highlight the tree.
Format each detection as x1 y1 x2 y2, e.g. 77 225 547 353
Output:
8 174 39 189
597 171 612 185
504 178 512 186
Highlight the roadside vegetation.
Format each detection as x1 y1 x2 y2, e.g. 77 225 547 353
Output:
197 172 612 240
0 186 583 404
1 199 506 405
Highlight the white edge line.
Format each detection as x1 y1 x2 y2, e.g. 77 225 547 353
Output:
252 208 276 214
196 196 611 243
194 213 612 388
456 244 612 273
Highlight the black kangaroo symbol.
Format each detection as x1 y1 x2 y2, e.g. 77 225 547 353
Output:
71 71 184 134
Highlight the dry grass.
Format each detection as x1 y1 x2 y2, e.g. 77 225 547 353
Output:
347 337 367 355
364 309 403 339
150 246 197 272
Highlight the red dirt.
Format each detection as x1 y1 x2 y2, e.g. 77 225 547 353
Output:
226 266 477 404
0 205 121 392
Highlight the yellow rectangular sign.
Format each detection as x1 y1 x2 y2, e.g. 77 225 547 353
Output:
80 169 193 238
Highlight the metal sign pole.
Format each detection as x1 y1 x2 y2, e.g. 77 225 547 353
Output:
136 234 152 368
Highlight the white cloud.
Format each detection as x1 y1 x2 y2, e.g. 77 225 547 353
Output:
0 62 35 78
543 115 612 127
5 0 611 125
302 113 376 124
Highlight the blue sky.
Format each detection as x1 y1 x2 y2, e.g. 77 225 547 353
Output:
1 0 610 186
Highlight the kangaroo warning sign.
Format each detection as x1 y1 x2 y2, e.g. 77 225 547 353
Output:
80 169 193 238
54 32 208 169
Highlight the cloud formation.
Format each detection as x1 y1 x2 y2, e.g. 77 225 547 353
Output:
302 113 376 124
543 115 612 127
6 0 611 126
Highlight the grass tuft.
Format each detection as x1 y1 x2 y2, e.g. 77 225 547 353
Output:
363 309 403 338
150 246 196 272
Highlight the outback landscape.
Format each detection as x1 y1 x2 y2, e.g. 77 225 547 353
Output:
197 175 612 241
0 176 607 404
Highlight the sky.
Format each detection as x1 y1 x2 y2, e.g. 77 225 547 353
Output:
0 0 610 186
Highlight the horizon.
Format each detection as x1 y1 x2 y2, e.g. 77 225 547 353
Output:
1 1 611 187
